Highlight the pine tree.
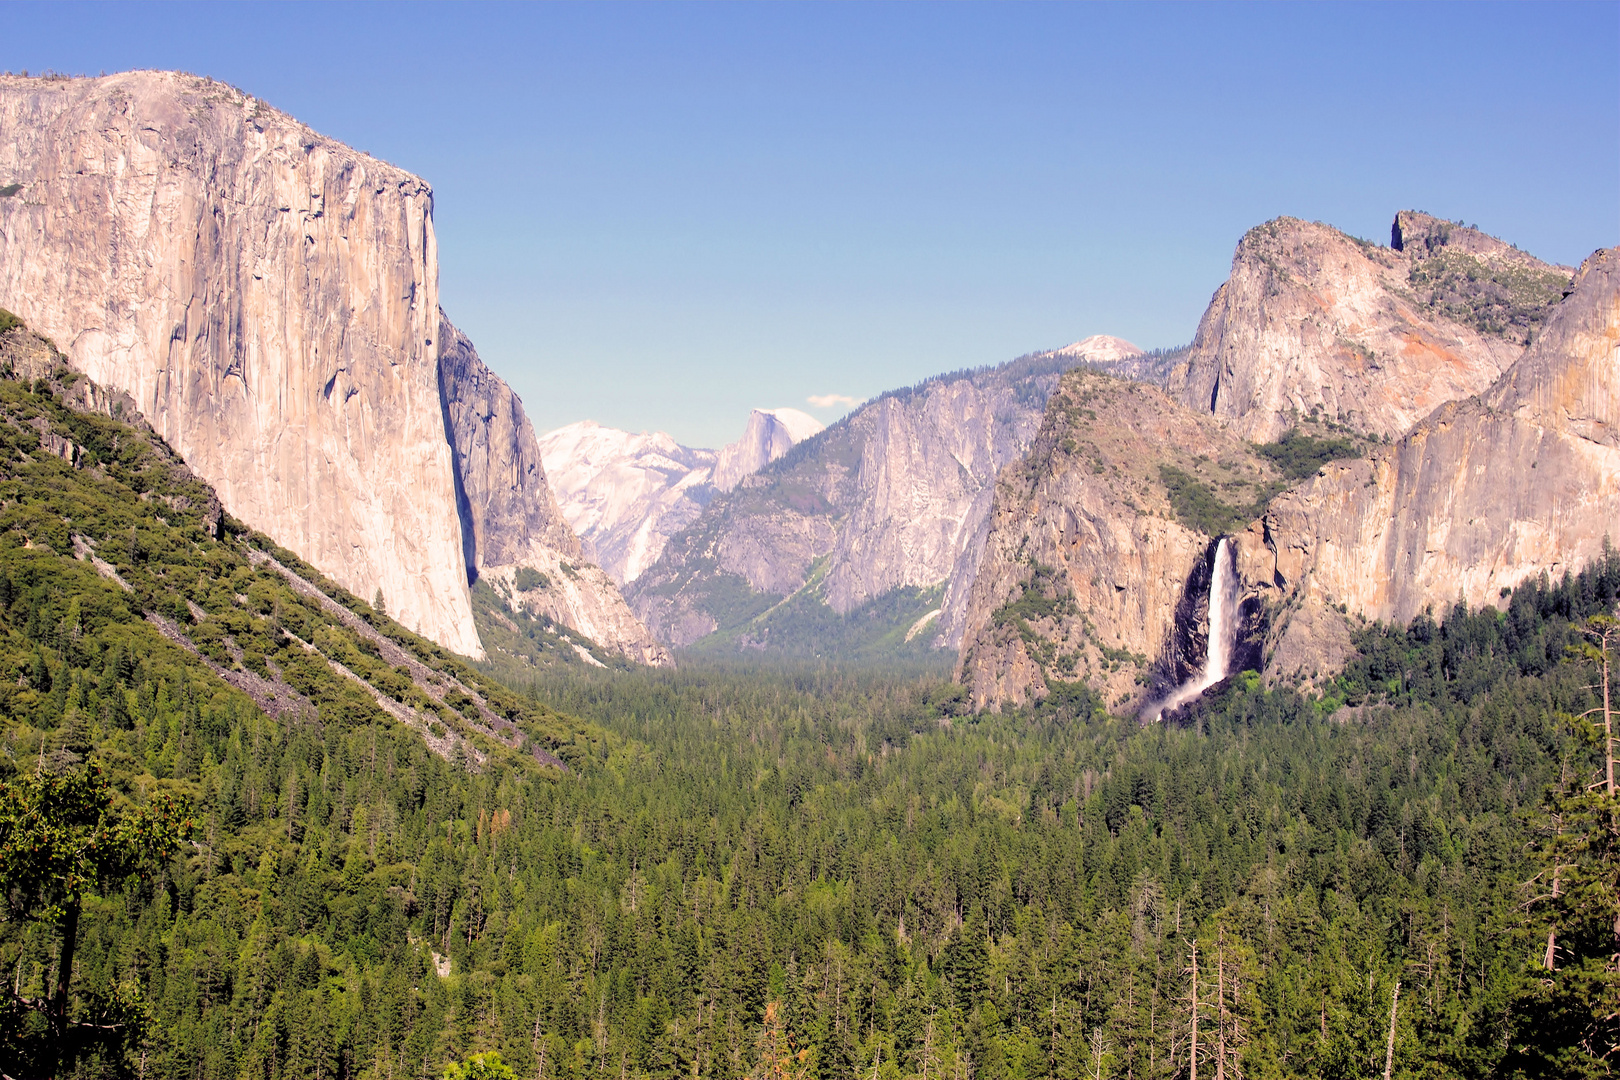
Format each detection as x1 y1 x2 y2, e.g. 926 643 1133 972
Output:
747 1001 810 1080
1509 611 1620 1075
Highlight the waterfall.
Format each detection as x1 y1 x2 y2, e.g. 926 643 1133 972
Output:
1145 538 1239 722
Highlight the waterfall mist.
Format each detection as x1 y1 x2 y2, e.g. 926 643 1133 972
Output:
1143 537 1239 722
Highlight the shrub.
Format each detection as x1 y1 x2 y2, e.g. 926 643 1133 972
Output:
512 565 549 592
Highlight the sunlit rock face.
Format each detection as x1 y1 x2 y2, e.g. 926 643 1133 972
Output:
438 317 670 666
711 408 824 493
953 369 1278 712
955 218 1596 713
0 71 483 655
1245 245 1620 680
625 355 1092 650
0 71 670 665
1166 214 1570 443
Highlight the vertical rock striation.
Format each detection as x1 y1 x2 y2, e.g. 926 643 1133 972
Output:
0 71 667 665
0 71 482 655
710 408 824 493
438 314 670 666
1248 245 1620 679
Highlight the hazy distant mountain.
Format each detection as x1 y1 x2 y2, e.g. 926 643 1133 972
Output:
539 408 824 585
623 338 1150 656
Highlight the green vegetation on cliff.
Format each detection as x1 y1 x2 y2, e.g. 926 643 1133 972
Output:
0 328 1613 1079
1407 249 1572 345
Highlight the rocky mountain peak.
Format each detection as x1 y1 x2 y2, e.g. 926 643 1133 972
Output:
958 232 1616 715
1052 335 1145 364
0 71 480 654
712 408 824 492
1165 213 1569 443
1391 210 1541 265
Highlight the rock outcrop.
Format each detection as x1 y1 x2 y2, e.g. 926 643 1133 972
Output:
954 369 1281 710
955 224 1610 715
1166 214 1570 442
711 408 823 493
538 408 822 586
438 315 669 666
0 71 482 655
0 71 664 665
1248 245 1619 679
627 350 1102 651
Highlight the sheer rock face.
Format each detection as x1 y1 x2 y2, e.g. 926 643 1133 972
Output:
437 314 580 566
0 71 666 666
955 370 1279 711
437 316 669 666
823 382 1038 633
954 222 1603 714
0 71 482 656
627 358 1075 650
1165 215 1569 443
537 408 821 588
1247 246 1620 680
711 408 823 493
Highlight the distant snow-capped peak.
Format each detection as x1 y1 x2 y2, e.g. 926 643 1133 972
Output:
1051 335 1145 364
537 408 824 585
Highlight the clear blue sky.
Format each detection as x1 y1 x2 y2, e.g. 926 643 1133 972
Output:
5 2 1616 447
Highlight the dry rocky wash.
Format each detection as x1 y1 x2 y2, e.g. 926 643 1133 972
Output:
0 71 663 665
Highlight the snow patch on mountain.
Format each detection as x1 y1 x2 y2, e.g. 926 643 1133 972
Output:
539 408 824 586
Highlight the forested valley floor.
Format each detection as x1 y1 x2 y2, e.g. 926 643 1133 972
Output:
0 347 1616 1078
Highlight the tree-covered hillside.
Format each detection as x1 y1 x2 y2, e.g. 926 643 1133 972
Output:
0 321 1614 1079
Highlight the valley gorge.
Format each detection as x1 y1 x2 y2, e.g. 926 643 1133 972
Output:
0 72 1607 712
537 406 823 586
622 336 1148 653
0 56 1613 1080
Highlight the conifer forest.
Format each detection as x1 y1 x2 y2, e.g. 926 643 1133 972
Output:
0 350 1615 1079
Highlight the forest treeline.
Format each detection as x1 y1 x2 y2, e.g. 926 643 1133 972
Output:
0 345 1616 1078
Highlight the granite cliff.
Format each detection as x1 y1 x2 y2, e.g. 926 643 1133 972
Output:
711 408 823 494
958 217 1604 714
0 71 660 664
626 340 1140 654
954 369 1282 711
538 407 822 586
437 316 669 666
1247 244 1619 681
1166 213 1571 442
